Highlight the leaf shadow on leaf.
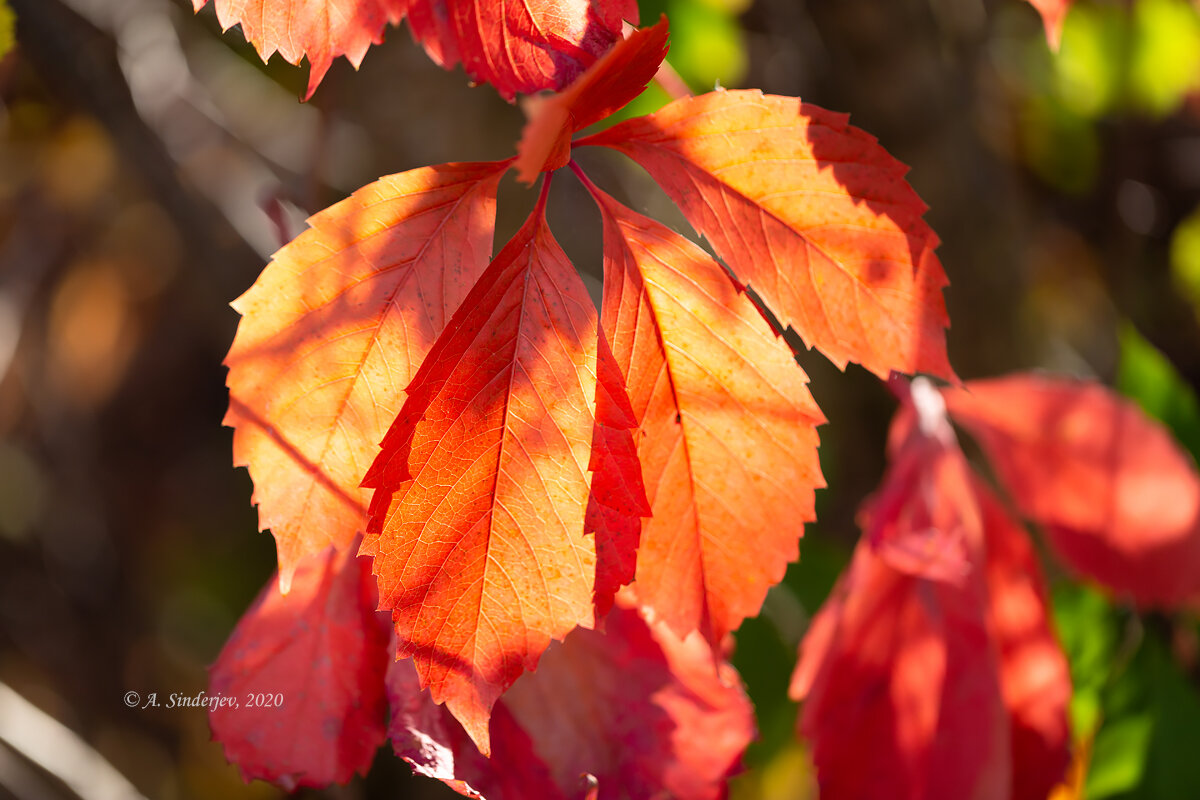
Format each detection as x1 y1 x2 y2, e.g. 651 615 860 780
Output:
227 396 369 518
800 103 952 381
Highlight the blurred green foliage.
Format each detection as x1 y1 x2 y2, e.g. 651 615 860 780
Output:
1006 0 1200 193
1055 0 1200 117
0 0 14 60
608 0 749 122
1170 207 1200 318
1044 329 1200 799
1118 325 1200 462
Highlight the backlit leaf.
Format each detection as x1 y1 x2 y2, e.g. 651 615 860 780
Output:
196 0 637 100
791 405 1011 800
580 90 954 382
360 183 598 755
387 654 566 799
224 161 506 591
504 594 755 800
943 375 1200 608
193 0 405 99
792 541 1011 800
978 482 1071 800
514 18 670 182
402 0 635 101
389 597 754 799
209 543 390 790
586 332 651 617
584 175 825 644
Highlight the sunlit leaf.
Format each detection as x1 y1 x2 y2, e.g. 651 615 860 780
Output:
584 175 825 644
224 162 506 590
209 544 390 789
361 184 598 755
581 90 955 382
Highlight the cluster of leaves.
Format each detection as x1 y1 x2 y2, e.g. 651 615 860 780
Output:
196 0 1200 797
794 374 1200 799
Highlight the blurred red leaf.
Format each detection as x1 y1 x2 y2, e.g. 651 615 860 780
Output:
794 391 1073 799
193 0 405 99
583 175 824 644
792 539 1011 800
944 375 1200 608
209 543 390 790
863 394 975 583
403 0 635 101
580 90 955 382
978 481 1072 800
360 182 598 755
389 597 754 799
515 18 670 182
1027 0 1072 49
224 162 506 591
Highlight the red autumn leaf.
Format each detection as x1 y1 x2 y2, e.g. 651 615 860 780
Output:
224 161 506 591
943 375 1200 608
862 388 975 583
209 542 391 790
389 597 754 799
791 407 1011 800
792 543 1011 800
196 0 636 100
388 653 568 800
503 595 755 800
580 90 955 382
360 182 598 756
977 479 1071 800
402 0 634 102
1027 0 1072 50
581 174 825 643
514 18 670 182
586 331 651 617
193 0 405 100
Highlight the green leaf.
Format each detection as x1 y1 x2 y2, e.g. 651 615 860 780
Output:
1052 582 1120 739
1130 0 1200 118
0 0 15 61
1170 206 1200 318
1117 323 1200 464
1097 630 1200 800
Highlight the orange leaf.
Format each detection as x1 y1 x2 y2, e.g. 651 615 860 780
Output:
360 182 598 756
514 18 670 183
209 543 391 790
225 162 507 592
581 90 955 382
583 174 825 643
943 375 1200 608
193 0 405 99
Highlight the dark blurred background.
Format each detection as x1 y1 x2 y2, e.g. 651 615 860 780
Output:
2 0 1199 797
